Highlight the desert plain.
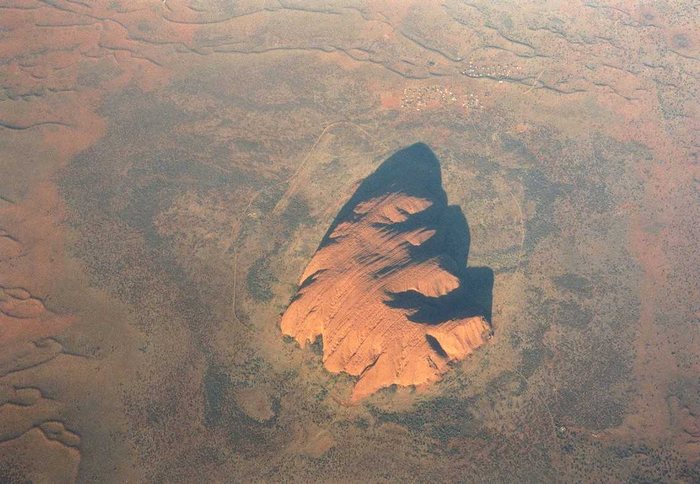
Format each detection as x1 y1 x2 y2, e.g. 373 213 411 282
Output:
0 0 699 482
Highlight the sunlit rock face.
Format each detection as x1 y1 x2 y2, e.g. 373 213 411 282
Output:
281 143 491 401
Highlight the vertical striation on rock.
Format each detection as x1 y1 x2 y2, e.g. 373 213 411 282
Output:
281 143 491 401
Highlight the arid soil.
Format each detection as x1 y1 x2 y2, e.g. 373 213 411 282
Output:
0 0 698 482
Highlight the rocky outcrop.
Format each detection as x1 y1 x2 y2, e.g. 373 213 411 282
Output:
281 143 491 401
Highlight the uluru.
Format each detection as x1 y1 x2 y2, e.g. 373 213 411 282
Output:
281 143 492 401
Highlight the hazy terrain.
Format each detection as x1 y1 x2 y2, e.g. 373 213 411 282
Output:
0 0 698 482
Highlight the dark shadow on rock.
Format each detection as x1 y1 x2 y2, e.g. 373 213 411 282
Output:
317 142 494 324
320 142 444 247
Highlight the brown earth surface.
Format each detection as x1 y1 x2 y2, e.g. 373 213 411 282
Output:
0 0 698 482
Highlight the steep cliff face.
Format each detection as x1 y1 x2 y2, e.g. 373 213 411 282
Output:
281 144 491 401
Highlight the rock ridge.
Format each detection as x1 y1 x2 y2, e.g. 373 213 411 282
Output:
281 143 491 401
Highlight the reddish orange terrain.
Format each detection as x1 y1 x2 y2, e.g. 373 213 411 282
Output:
281 144 491 401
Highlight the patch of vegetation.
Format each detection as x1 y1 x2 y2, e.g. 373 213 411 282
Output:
555 356 629 430
310 335 323 356
354 417 369 429
520 345 551 378
203 365 229 427
553 273 593 298
518 168 567 252
369 396 487 442
500 133 536 163
202 362 284 457
247 257 276 302
136 20 152 33
254 184 286 213
234 138 263 152
556 300 593 328
0 461 29 484
107 0 123 11
280 195 315 237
